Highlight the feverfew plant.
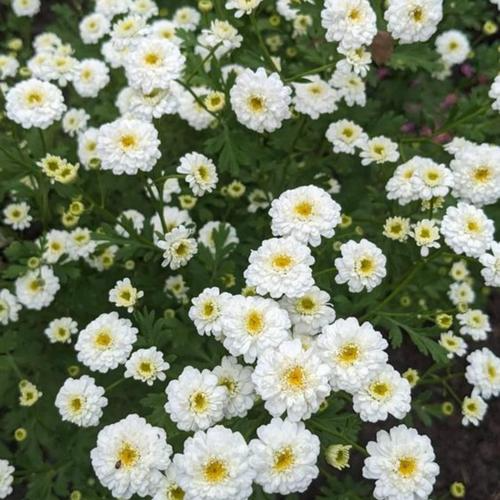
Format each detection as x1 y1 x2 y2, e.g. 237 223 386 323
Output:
0 0 499 499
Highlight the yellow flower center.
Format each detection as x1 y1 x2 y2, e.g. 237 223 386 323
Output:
271 253 294 272
139 361 153 375
273 446 296 472
69 396 83 413
487 363 497 381
397 456 418 478
144 52 161 65
219 377 236 395
29 279 44 292
26 91 43 105
196 165 210 181
117 442 140 469
293 200 314 219
203 459 228 484
473 166 491 183
119 134 137 149
167 486 185 500
465 219 480 234
296 296 317 314
337 343 360 365
348 8 361 21
94 329 112 349
356 257 375 277
244 310 265 336
369 381 392 400
283 365 306 391
190 391 209 413
248 95 265 113
411 7 424 22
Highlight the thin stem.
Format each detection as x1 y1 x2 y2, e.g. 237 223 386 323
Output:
105 378 125 392
184 42 223 84
310 421 368 456
144 178 168 235
441 379 462 405
285 61 338 82
38 128 47 156
250 12 279 73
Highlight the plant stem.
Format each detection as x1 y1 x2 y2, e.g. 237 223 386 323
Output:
310 421 368 456
250 12 279 73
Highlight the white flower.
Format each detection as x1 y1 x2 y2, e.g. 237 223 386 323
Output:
221 295 291 363
0 289 21 325
55 375 108 427
62 108 89 137
15 266 60 310
110 15 148 51
173 7 201 31
19 380 42 406
448 281 475 305
0 54 19 79
329 65 366 106
157 225 198 270
244 237 315 299
479 241 500 287
450 143 500 206
316 317 389 393
3 202 32 230
77 127 100 168
91 414 172 499
72 59 110 97
230 67 292 133
280 287 336 335
129 0 158 18
410 219 441 257
337 46 372 76
385 0 443 44
97 118 161 175
115 209 145 237
225 0 263 17
108 276 143 312
198 221 239 254
5 78 66 129
441 202 494 258
152 206 192 238
125 38 185 94
248 188 271 212
174 426 254 500
457 309 491 341
360 136 400 165
252 339 331 421
213 356 256 418
386 159 421 205
165 366 227 431
41 230 69 264
0 460 14 499
449 260 469 281
249 418 320 495
321 0 377 50
95 0 129 17
12 0 40 16
292 75 338 119
439 331 468 358
335 239 387 293
363 425 439 500
151 465 186 500
151 20 182 46
269 185 342 247
465 348 500 400
353 365 412 422
165 274 189 301
196 20 243 60
383 216 411 242
67 227 97 259
177 86 215 130
326 119 368 154
79 13 110 44
177 152 218 196
125 347 170 385
461 392 488 426
75 312 138 373
436 29 470 66
410 157 453 199
189 287 231 338
44 317 78 343
489 74 500 112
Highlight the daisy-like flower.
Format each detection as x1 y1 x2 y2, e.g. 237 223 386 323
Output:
91 414 172 499
196 20 243 61
221 295 291 363
75 312 138 373
177 85 216 130
213 356 256 418
109 278 144 313
450 143 500 207
292 75 338 119
125 38 185 94
12 0 40 17
129 0 158 18
353 365 412 422
410 157 454 199
441 202 494 258
230 67 292 133
5 78 66 128
329 65 366 106
225 0 263 17
189 287 231 338
0 459 14 499
72 59 110 98
95 0 129 17
165 366 227 432
337 46 372 76
173 6 201 30
335 239 387 293
489 74 500 112
125 347 170 385
0 54 19 79
449 260 469 281
44 317 78 343
269 185 342 247
157 225 198 270
461 392 488 426
321 0 377 50
151 465 186 500
97 118 161 175
115 209 146 237
435 30 470 66
479 242 500 287
174 426 254 500
252 339 331 421
325 119 368 154
448 281 475 306
326 444 352 471
151 206 192 238
249 417 320 495
120 84 181 121
15 266 60 310
77 127 100 168
280 287 336 335
465 348 500 400
177 152 218 196
55 375 108 427
316 317 388 393
244 237 315 299
439 331 468 359
3 202 32 230
42 230 68 264
360 136 400 166
19 380 43 406
151 20 182 46
457 309 491 341
67 227 96 259
410 219 441 257
0 289 21 325
79 13 110 44
62 108 89 137
363 425 439 500
385 0 443 44
165 274 189 302
383 216 411 242
386 159 422 205
198 221 239 255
